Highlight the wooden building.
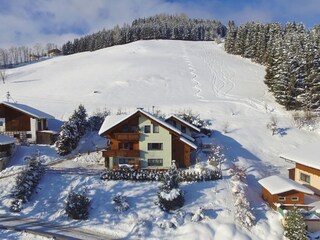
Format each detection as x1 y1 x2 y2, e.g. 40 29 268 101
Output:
280 143 320 195
165 114 200 137
0 101 57 144
99 109 197 170
258 175 314 210
0 134 16 170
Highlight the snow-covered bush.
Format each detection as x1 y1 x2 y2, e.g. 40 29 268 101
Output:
176 109 211 129
112 193 130 212
157 161 184 212
10 156 44 212
65 190 90 220
191 206 206 222
284 207 307 240
56 104 88 156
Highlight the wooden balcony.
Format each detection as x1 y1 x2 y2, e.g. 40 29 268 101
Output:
102 149 140 158
113 133 140 141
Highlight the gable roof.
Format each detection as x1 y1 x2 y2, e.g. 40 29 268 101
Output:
0 101 54 119
280 142 320 170
166 115 201 132
258 175 314 195
99 109 196 149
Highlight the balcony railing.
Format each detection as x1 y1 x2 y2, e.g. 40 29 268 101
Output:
113 133 140 141
102 149 140 158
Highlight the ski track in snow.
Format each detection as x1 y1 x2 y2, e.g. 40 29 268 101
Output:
181 42 205 100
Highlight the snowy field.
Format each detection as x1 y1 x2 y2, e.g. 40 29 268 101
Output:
0 40 319 239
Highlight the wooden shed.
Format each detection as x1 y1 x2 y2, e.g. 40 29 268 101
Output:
258 175 314 210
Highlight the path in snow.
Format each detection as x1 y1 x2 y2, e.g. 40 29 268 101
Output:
0 215 115 240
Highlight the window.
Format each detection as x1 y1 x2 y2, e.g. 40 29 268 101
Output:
144 125 151 133
131 125 138 132
278 196 286 201
148 143 163 150
291 197 299 201
118 142 133 150
119 158 130 164
172 120 176 127
300 173 311 183
0 121 3 126
153 124 159 133
181 125 186 133
148 159 163 166
13 134 20 139
26 134 32 139
123 125 129 132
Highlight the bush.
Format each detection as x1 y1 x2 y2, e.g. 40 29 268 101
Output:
10 157 44 212
65 191 90 220
112 193 130 212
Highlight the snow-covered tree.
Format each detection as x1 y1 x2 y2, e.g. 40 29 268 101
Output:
157 161 184 212
284 207 307 240
65 190 90 220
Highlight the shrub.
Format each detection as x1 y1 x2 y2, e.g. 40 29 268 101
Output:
65 191 90 220
112 193 130 212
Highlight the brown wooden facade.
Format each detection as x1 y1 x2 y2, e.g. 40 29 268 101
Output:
297 163 320 176
261 187 305 210
172 135 191 168
0 103 55 144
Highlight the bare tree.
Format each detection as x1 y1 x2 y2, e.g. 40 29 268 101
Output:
267 116 278 135
0 69 7 84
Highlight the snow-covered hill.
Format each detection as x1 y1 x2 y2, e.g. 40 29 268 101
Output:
1 40 319 239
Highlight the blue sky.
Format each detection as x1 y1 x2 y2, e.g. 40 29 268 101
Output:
0 0 319 48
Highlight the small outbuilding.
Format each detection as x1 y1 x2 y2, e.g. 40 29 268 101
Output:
258 175 314 210
0 134 16 170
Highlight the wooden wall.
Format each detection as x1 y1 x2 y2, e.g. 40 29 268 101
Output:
0 105 31 131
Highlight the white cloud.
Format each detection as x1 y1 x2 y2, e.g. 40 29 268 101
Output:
0 0 319 48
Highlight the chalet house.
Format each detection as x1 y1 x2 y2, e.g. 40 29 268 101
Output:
48 49 61 57
258 175 314 210
165 115 200 137
98 109 197 170
0 134 15 170
0 101 57 145
280 143 320 195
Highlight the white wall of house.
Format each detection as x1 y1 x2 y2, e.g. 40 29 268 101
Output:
294 168 320 195
0 118 5 132
139 115 172 169
28 118 37 143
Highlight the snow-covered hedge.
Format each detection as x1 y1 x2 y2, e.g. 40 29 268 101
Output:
10 157 44 212
65 190 90 220
100 168 222 182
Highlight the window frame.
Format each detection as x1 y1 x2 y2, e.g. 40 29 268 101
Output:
291 197 299 201
147 143 163 150
278 196 286 201
153 124 159 133
144 125 151 133
300 173 311 183
148 158 163 166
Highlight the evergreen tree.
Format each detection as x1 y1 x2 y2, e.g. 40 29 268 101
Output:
157 161 184 212
284 207 307 240
65 190 90 220
224 20 237 54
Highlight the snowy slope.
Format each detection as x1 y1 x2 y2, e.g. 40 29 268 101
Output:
0 40 319 239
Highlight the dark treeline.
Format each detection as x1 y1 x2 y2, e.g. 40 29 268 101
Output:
225 21 320 111
62 14 226 55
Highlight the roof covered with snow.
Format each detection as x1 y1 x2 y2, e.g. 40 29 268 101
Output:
280 142 320 170
98 109 196 149
258 175 314 195
1 101 54 119
166 114 201 132
0 134 15 145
